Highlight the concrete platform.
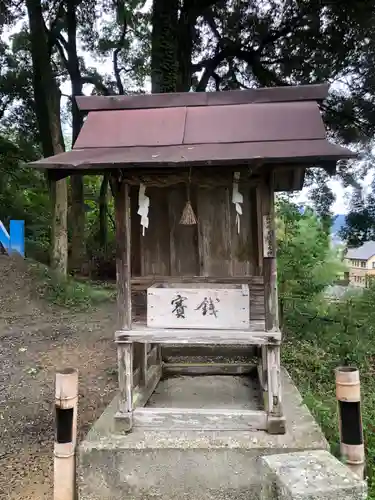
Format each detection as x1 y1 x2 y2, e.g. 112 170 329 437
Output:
147 373 262 410
78 369 329 499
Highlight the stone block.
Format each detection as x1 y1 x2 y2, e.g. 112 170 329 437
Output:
260 450 367 500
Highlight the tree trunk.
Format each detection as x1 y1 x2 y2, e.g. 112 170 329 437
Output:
151 0 179 93
66 0 86 273
99 173 109 249
176 2 195 92
70 175 85 272
50 175 68 274
26 0 67 275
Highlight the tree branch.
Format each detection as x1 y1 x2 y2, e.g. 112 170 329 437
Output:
203 8 221 41
80 76 111 95
0 97 9 121
257 14 308 53
212 72 221 91
195 49 229 91
113 16 128 95
54 34 70 71
193 3 309 92
47 0 66 55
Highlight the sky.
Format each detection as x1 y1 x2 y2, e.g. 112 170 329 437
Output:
298 179 351 214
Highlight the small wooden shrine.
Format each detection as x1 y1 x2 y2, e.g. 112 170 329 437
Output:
30 84 354 434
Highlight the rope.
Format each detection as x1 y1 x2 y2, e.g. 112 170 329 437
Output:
120 170 261 189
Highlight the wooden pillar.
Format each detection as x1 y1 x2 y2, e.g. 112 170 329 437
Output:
130 184 150 389
262 171 279 333
114 177 133 431
115 178 132 331
261 170 285 434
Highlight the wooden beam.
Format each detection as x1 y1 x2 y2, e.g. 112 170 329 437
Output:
132 344 159 387
162 345 257 359
132 364 162 409
260 171 285 434
115 342 133 432
130 275 264 286
255 184 264 274
163 362 256 376
132 407 268 431
115 325 281 346
262 171 279 332
114 178 132 330
257 345 267 391
139 343 148 386
114 180 148 396
266 345 283 417
114 178 134 432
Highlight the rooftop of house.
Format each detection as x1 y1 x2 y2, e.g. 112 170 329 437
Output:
346 241 375 260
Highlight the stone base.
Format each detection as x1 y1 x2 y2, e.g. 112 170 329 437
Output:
261 450 367 499
78 369 331 499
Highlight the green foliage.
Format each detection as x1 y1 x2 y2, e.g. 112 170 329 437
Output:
29 260 115 311
279 199 375 495
283 288 375 497
277 199 345 302
340 187 375 247
275 198 374 492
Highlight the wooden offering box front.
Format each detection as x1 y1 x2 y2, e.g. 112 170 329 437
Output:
147 283 250 330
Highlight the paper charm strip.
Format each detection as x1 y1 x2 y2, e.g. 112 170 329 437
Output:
232 172 243 234
137 183 150 236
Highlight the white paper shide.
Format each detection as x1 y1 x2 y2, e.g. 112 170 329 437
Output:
232 172 243 234
138 183 149 236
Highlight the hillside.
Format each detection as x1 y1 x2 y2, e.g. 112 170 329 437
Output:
0 254 117 499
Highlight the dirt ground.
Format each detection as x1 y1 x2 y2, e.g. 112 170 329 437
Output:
0 256 118 499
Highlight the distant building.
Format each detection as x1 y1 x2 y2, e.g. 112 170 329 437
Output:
345 241 375 287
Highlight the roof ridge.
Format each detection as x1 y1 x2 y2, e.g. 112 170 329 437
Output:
76 84 330 112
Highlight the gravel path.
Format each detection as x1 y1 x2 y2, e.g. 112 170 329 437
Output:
0 256 118 499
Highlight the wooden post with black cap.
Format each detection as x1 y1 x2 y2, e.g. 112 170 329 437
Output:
54 368 79 500
335 366 365 479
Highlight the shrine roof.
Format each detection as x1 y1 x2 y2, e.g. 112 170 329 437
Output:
28 84 355 172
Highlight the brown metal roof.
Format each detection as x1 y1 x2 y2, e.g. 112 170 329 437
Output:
29 85 355 172
30 140 353 170
74 101 326 150
76 84 330 111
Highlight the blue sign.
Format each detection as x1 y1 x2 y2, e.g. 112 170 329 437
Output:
0 220 25 257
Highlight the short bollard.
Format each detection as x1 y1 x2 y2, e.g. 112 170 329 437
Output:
54 368 79 500
335 366 365 479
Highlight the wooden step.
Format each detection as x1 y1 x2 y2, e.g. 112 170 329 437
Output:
115 323 281 346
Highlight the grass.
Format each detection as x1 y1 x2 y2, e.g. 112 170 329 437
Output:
29 261 116 311
282 291 375 497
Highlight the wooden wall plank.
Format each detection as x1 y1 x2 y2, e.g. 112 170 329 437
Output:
256 185 263 274
130 186 141 276
140 187 171 276
168 185 199 275
135 179 265 323
230 181 251 276
197 186 232 276
250 186 261 275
